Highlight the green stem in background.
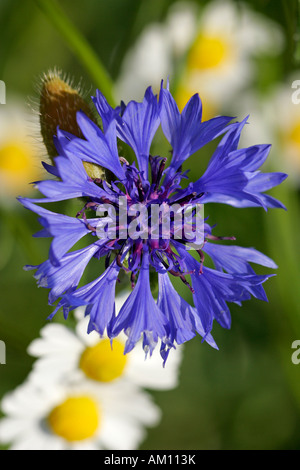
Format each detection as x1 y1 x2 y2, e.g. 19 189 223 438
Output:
265 184 300 329
264 182 300 411
295 0 300 63
280 0 299 68
34 0 116 106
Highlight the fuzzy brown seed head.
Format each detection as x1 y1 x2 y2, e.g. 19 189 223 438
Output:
39 70 105 179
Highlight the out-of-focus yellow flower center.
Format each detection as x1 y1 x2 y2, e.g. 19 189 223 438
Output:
48 395 99 442
0 139 41 195
0 141 33 173
80 339 127 382
188 34 229 70
288 121 300 148
175 85 217 121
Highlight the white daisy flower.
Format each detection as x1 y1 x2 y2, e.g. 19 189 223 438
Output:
116 0 283 119
116 2 197 102
263 75 300 182
0 379 160 450
231 75 299 183
27 292 183 390
0 100 42 199
176 0 283 111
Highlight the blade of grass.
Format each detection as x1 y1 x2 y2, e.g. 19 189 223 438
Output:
294 0 300 63
34 0 116 105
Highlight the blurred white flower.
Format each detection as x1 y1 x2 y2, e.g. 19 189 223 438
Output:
28 292 183 390
265 75 300 182
177 0 283 114
0 379 160 450
232 75 300 183
0 101 42 199
117 0 283 119
116 2 197 102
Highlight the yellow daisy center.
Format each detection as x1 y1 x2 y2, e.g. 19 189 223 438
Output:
287 121 300 148
175 85 217 120
48 395 99 442
79 339 127 383
0 139 41 195
0 141 33 174
188 34 229 70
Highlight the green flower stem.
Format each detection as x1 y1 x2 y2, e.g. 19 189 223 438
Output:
265 183 300 329
295 0 300 63
34 0 116 106
264 183 300 411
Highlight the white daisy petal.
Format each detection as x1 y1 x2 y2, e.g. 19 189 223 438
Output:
10 432 64 451
0 418 31 442
28 323 82 357
127 343 182 390
101 416 147 450
75 317 99 346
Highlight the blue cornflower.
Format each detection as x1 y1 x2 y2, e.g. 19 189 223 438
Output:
20 82 287 361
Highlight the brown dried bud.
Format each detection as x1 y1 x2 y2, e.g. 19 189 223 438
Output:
39 69 105 180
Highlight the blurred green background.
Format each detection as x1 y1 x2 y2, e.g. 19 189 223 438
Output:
0 0 300 450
